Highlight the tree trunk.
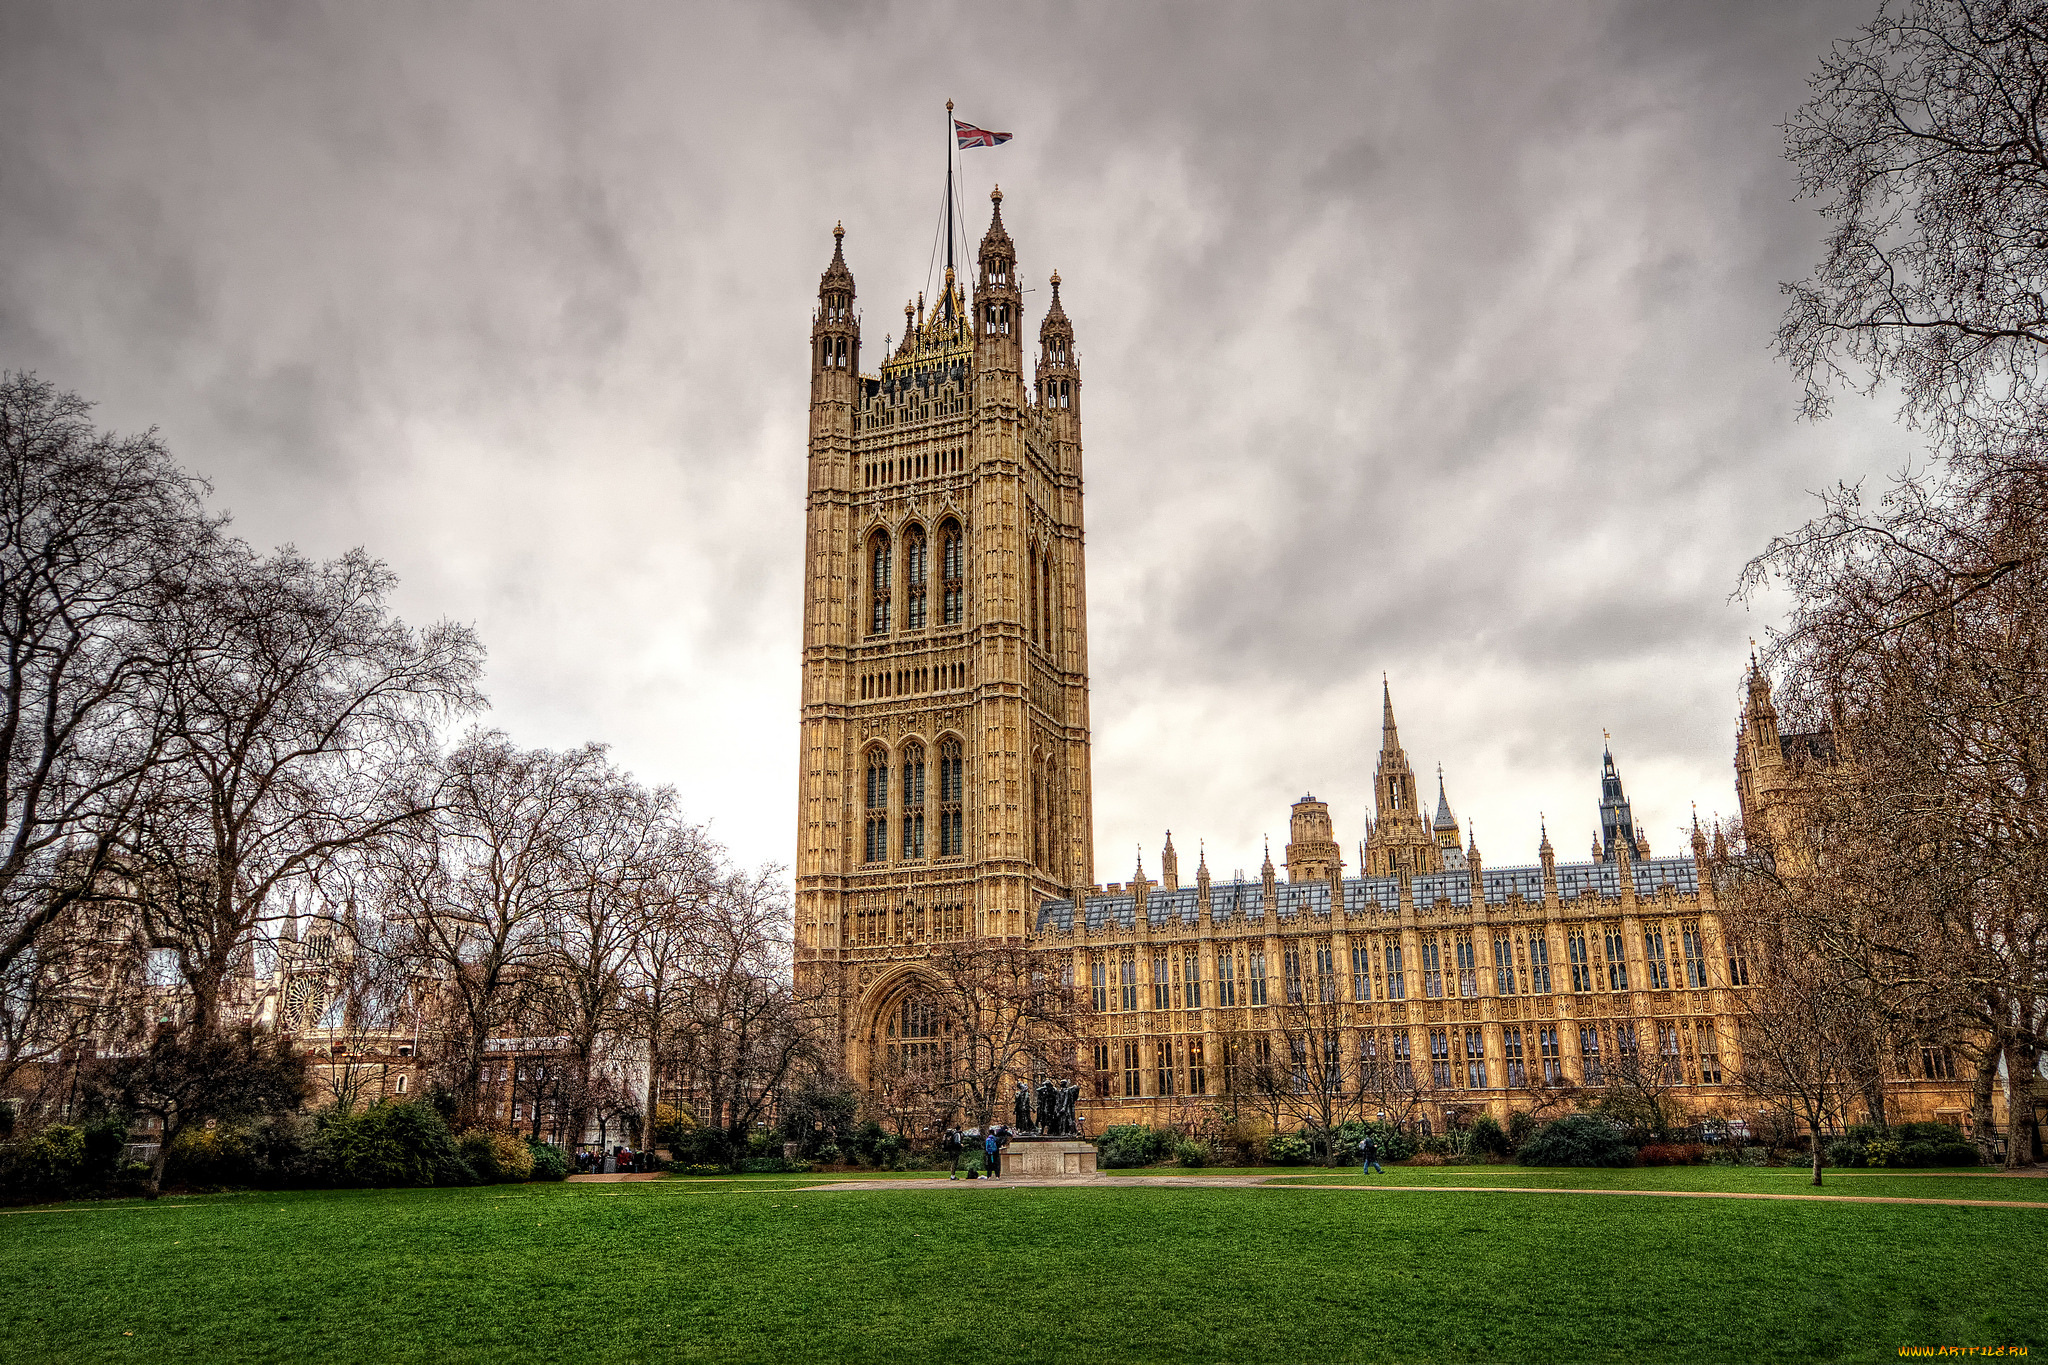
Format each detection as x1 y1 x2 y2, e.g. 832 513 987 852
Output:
641 1047 660 1157
2003 1040 2040 1170
1969 1042 2002 1159
1808 1122 1824 1186
146 1109 178 1201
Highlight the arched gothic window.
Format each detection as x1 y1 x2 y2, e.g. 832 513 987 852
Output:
940 521 964 625
904 526 928 629
1027 548 1040 645
868 533 892 636
939 739 964 858
900 742 926 861
1041 549 1056 653
864 749 889 864
1031 760 1044 870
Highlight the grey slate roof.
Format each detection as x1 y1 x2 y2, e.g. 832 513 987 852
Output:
1033 855 1701 933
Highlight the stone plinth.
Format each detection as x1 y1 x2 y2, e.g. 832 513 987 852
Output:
1001 1137 1097 1177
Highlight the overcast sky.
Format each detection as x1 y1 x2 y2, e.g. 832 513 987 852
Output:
0 0 1912 884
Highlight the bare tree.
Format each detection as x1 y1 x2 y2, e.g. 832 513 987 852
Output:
386 734 607 1126
1356 1023 1446 1134
0 375 216 1063
89 1024 307 1198
913 936 1078 1135
615 818 718 1155
1261 987 1371 1165
130 544 482 1036
533 770 674 1146
1779 0 2048 447
671 865 819 1164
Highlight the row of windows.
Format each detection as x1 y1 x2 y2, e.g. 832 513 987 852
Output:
1084 929 1746 1012
819 333 851 369
868 522 964 636
1042 377 1073 408
859 662 968 700
847 899 968 947
864 447 965 488
1091 1040 1208 1099
863 742 965 864
1080 1021 1729 1099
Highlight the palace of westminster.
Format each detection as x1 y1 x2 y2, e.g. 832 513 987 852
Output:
791 184 1977 1133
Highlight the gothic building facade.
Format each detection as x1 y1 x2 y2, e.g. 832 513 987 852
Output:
792 191 1979 1136
793 190 1093 1065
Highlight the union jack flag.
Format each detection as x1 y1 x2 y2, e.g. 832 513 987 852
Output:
954 119 1012 149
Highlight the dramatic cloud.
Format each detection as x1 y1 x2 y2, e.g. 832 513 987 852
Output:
0 0 1909 881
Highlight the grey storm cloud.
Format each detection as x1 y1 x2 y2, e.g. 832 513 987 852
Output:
0 0 1913 881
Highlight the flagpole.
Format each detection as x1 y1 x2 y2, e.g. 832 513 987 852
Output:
944 98 956 285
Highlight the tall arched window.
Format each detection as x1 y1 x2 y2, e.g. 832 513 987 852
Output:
1028 547 1041 645
1041 549 1056 654
868 533 892 636
940 521 964 625
1031 757 1045 870
864 749 889 864
904 526 928 629
900 742 926 860
939 739 964 858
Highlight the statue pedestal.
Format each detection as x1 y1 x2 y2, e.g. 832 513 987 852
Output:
1001 1136 1097 1177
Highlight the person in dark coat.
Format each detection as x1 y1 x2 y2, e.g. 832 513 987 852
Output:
1359 1134 1384 1176
943 1127 964 1179
983 1127 1001 1179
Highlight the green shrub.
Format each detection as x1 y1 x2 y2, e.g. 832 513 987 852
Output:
166 1125 255 1188
317 1101 472 1188
668 1161 724 1175
458 1129 535 1183
1467 1115 1512 1159
1897 1140 1939 1168
1738 1146 1770 1167
1932 1140 1981 1166
1896 1121 1965 1144
1174 1139 1208 1168
0 1124 85 1198
1096 1124 1161 1169
1340 1121 1415 1162
1863 1138 1900 1168
1706 1145 1740 1165
1266 1133 1313 1166
1826 1141 1864 1168
1506 1111 1537 1152
1516 1115 1634 1168
526 1142 569 1182
737 1155 810 1174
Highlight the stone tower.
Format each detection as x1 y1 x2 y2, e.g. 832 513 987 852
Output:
1284 794 1342 882
1363 680 1440 877
792 192 1095 1080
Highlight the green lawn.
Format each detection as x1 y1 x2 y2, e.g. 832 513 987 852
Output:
3 1175 2042 1364
1264 1163 2043 1202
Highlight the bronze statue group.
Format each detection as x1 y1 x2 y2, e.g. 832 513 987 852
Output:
1013 1078 1081 1137
940 1079 1082 1180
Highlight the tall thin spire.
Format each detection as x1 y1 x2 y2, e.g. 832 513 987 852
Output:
944 99 956 280
1381 675 1401 752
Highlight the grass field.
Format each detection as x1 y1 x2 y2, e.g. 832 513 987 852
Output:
4 1169 2044 1364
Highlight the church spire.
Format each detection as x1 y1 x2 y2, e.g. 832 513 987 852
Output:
1381 675 1402 753
1161 830 1179 892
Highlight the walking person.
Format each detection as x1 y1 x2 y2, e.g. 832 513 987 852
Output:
983 1127 1001 1179
1359 1133 1384 1176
